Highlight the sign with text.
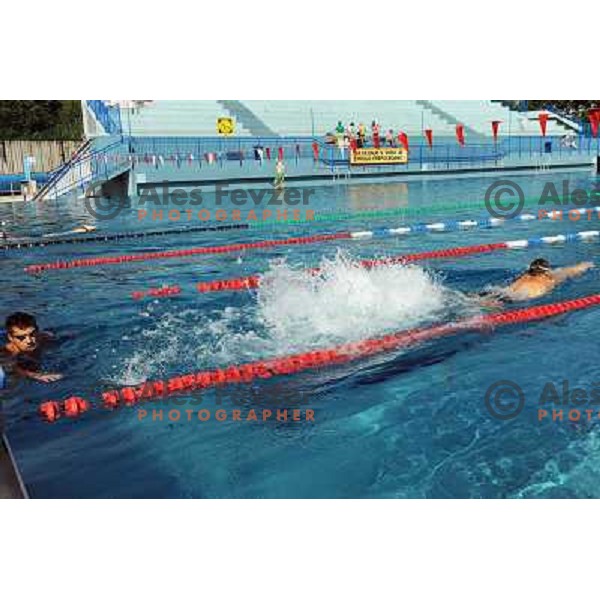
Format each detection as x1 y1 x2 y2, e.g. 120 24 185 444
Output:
350 147 408 165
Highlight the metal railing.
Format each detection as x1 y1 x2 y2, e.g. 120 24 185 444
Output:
128 135 314 157
32 139 91 201
37 138 129 200
24 131 600 201
122 135 598 169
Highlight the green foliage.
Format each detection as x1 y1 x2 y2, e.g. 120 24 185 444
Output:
0 101 83 140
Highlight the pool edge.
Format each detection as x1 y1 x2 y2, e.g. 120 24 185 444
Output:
0 434 28 499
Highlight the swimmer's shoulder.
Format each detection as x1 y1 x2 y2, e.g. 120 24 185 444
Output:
0 346 14 361
507 277 554 300
0 347 20 377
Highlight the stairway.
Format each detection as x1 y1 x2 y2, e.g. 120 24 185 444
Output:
32 138 130 201
493 101 580 134
217 100 278 137
415 100 482 138
32 139 92 201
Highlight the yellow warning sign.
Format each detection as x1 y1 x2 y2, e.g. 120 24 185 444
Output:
217 117 235 136
350 147 408 165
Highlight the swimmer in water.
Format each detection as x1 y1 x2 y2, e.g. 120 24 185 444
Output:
1 222 96 243
1 313 63 383
479 258 594 305
69 224 96 234
43 224 96 238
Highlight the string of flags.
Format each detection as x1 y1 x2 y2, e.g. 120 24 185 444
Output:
92 144 305 169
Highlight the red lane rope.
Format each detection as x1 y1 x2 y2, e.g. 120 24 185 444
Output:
39 292 600 422
24 232 352 274
189 242 508 295
128 240 506 298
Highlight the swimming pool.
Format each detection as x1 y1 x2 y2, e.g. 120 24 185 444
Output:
2 168 600 498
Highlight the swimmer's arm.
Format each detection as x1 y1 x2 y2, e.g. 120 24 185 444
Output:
469 290 509 308
39 330 58 342
12 364 63 383
552 262 594 283
478 296 506 309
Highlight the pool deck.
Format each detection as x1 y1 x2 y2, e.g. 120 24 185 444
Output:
134 154 598 191
0 435 27 499
0 195 26 204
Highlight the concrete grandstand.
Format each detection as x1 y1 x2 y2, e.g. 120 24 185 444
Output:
119 100 572 138
28 99 597 202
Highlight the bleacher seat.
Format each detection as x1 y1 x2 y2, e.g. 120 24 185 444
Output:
120 101 251 136
430 101 570 136
119 100 571 138
241 100 454 137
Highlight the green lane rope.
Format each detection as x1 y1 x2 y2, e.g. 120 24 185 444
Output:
249 194 547 230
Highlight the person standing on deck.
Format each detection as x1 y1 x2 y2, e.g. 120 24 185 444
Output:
335 121 345 145
346 122 356 140
274 159 286 189
386 129 394 147
357 123 366 148
372 120 381 148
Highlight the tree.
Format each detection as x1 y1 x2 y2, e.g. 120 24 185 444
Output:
0 101 83 140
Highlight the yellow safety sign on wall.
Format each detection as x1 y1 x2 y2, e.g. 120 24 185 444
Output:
350 147 408 165
217 117 235 136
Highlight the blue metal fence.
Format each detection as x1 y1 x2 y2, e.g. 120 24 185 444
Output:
8 132 596 198
123 134 598 171
128 136 314 157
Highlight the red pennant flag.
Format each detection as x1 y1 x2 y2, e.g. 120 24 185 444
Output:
266 147 271 161
491 120 501 141
424 129 433 149
455 124 465 147
278 147 284 161
311 141 320 160
538 113 549 137
589 110 600 138
398 131 409 151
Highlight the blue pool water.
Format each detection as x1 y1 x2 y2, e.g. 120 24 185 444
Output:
2 169 600 498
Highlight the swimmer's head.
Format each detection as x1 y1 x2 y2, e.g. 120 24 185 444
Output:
5 312 39 352
527 258 551 276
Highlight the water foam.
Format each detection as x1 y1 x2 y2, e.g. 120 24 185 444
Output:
117 252 453 383
256 251 448 350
